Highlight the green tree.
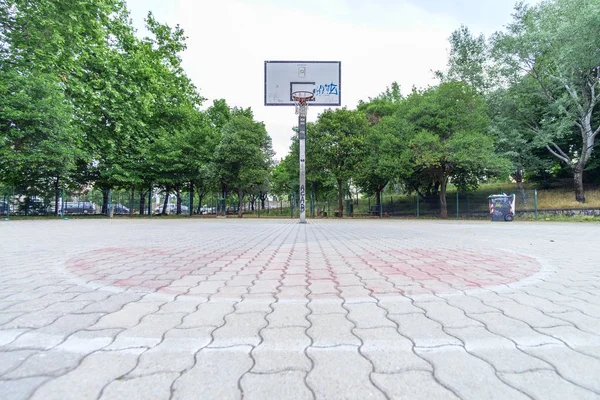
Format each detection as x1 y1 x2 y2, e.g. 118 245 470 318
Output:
492 0 600 202
313 108 368 217
0 71 78 214
404 82 509 218
212 114 273 218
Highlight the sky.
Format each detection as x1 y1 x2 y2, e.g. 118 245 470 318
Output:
123 0 536 160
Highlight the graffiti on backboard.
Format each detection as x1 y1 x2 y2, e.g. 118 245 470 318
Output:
313 83 339 96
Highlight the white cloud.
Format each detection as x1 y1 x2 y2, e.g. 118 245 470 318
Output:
125 0 521 159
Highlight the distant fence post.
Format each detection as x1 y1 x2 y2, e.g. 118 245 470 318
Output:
61 189 66 220
534 190 538 220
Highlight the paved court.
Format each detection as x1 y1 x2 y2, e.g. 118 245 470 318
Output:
0 218 599 400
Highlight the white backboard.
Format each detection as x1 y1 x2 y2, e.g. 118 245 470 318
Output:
264 61 341 106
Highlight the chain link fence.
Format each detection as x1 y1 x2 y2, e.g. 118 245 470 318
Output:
0 186 540 220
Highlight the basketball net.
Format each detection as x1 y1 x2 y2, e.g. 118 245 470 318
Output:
292 91 314 117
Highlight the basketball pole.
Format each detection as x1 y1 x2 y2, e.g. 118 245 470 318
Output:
298 113 307 224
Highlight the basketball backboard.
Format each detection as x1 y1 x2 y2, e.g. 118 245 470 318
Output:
264 61 341 106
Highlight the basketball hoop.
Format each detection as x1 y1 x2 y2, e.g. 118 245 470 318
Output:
291 91 314 117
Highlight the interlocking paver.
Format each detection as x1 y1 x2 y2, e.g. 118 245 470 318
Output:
346 303 395 328
416 345 531 399
0 377 50 400
445 326 552 372
172 346 252 400
29 349 143 400
307 313 361 347
520 343 600 393
252 327 311 372
499 370 600 400
354 327 431 373
388 312 461 347
241 371 313 400
1 219 599 399
307 346 386 400
209 312 268 347
372 370 460 399
100 373 179 400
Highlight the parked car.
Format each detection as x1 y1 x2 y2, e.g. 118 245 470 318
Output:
0 200 13 215
17 198 48 215
63 201 97 214
111 203 130 215
154 204 189 215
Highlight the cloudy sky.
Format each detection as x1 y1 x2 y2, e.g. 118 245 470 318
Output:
124 0 535 159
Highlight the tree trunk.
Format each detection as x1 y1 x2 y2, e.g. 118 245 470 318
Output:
162 184 171 215
189 183 194 215
129 185 135 216
54 177 60 216
102 190 109 215
439 178 448 219
176 188 182 215
574 165 585 203
237 188 244 218
139 191 145 215
337 179 343 217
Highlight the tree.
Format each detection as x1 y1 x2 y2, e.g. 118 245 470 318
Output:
212 114 273 218
492 0 600 202
404 82 509 218
313 108 368 217
355 84 411 209
0 70 78 214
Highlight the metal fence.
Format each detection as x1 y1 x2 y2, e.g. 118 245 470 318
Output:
1 186 539 220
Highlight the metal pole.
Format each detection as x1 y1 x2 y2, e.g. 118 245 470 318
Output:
534 190 538 220
298 113 307 223
189 189 192 216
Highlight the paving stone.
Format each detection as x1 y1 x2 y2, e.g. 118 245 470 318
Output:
307 313 360 347
520 343 600 393
307 296 346 314
179 301 236 328
241 371 313 400
345 303 395 328
388 313 461 347
172 346 252 400
373 371 460 400
129 327 213 376
0 377 50 400
500 370 599 400
444 294 498 314
546 310 600 334
354 327 431 373
484 300 573 328
415 346 531 400
100 373 178 400
0 350 37 375
537 325 600 358
252 327 311 373
467 312 562 347
4 349 84 378
90 302 162 330
210 312 268 347
307 346 386 400
266 303 310 328
30 349 144 400
445 326 552 373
